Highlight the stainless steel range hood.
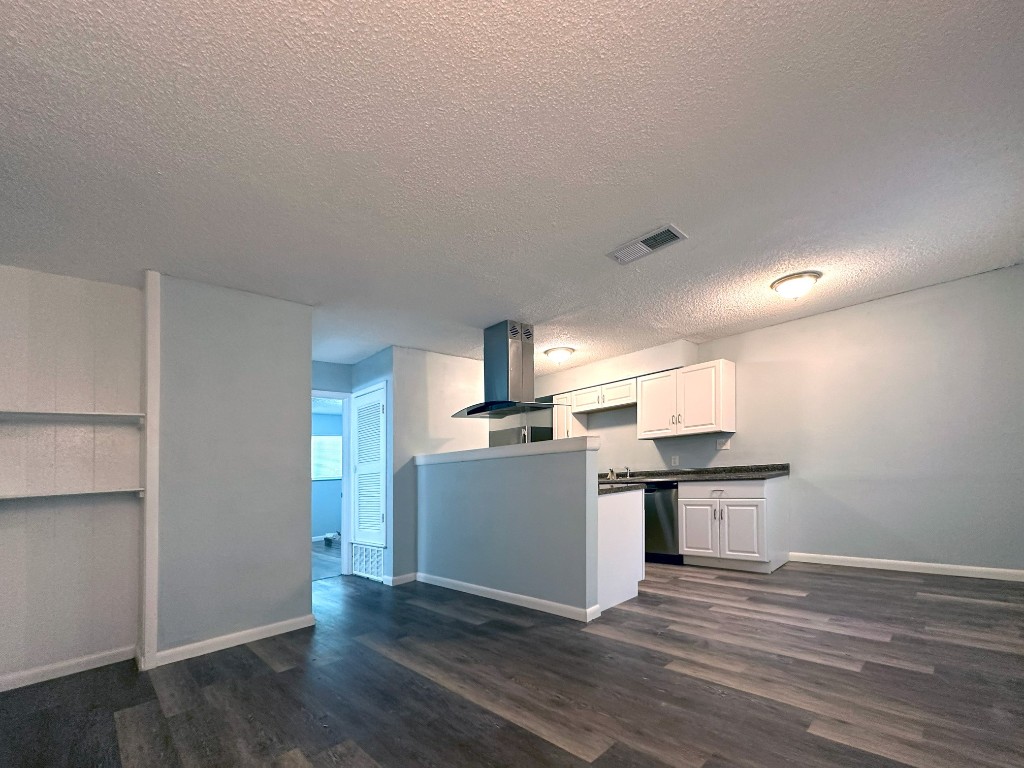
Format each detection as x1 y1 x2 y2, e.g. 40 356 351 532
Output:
452 320 555 419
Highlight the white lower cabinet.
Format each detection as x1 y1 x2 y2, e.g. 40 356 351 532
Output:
679 500 719 556
719 499 766 561
678 480 787 572
597 489 645 613
681 498 765 560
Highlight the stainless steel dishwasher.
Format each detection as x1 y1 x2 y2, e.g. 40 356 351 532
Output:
644 482 680 557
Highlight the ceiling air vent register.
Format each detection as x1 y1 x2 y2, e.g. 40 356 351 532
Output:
608 225 687 265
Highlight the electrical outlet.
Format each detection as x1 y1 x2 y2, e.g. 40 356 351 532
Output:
670 455 679 467
717 438 731 450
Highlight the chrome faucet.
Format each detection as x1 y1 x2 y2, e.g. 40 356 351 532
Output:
624 466 631 479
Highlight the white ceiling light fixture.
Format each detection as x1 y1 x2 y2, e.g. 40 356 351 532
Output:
771 271 823 299
544 347 575 364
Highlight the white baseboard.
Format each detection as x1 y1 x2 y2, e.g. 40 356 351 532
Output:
0 645 136 693
789 553 1024 582
416 573 598 622
384 572 416 587
141 613 316 670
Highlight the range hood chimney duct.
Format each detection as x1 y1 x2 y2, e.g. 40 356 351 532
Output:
452 320 555 419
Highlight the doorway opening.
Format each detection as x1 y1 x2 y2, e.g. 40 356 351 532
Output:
311 395 345 581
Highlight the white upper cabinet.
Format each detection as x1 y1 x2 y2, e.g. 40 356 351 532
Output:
601 378 637 409
571 386 604 413
637 359 735 439
637 370 677 439
552 393 586 440
569 379 637 414
678 360 734 434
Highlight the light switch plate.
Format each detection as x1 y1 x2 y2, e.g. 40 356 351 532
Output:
671 455 679 466
717 438 732 450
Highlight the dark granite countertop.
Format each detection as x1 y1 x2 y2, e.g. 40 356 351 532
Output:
598 464 789 484
597 483 646 496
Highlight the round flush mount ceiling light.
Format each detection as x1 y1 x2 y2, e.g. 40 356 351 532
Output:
771 271 823 299
544 347 575 364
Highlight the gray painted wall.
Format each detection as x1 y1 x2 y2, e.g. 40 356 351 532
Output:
158 276 312 650
417 449 596 608
391 348 487 578
312 361 353 393
583 265 1024 569
350 346 486 579
0 265 142 686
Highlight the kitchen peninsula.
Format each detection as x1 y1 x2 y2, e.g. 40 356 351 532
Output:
601 464 792 573
415 436 644 621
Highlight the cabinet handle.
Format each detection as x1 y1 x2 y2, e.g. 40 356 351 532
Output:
677 413 682 424
670 414 676 425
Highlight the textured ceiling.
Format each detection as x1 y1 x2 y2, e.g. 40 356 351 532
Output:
2 1 1022 375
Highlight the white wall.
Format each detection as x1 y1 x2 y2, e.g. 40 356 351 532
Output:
536 339 698 397
391 347 487 578
156 276 313 650
584 265 1024 570
0 265 142 689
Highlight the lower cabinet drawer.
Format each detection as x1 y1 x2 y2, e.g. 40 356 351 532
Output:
676 480 767 498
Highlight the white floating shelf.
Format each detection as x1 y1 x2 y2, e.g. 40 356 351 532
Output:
0 488 145 502
0 411 145 424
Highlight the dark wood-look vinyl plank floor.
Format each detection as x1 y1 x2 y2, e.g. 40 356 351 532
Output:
2 562 1022 767
312 540 343 582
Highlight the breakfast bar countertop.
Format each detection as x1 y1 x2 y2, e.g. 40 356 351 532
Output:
597 483 647 496
598 464 789 484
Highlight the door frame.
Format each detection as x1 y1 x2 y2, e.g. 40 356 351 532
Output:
313 389 353 576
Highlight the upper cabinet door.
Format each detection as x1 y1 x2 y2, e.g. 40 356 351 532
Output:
637 370 677 439
602 379 637 408
571 385 604 413
677 362 718 433
679 499 719 557
719 499 766 561
677 359 736 435
552 394 571 439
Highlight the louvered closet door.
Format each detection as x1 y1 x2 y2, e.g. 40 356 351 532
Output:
352 383 387 546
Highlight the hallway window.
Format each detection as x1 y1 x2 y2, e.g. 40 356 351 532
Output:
311 435 342 480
